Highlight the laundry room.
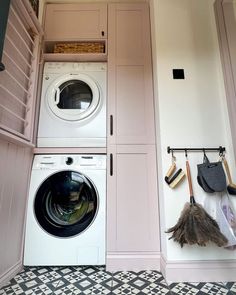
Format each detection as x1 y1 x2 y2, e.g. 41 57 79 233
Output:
0 0 236 294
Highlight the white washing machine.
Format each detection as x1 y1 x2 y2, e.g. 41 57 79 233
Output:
24 154 106 266
37 62 106 147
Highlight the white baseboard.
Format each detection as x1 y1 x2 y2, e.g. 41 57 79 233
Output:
0 261 23 289
161 255 236 283
106 252 161 272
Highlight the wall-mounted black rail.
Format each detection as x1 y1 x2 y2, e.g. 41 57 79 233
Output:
0 0 11 72
167 146 226 155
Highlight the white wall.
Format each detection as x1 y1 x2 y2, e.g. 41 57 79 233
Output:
151 0 236 262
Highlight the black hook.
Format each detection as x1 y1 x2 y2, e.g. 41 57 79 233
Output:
219 146 225 157
203 148 206 155
185 149 188 158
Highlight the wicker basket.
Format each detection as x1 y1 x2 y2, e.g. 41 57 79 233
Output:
54 42 105 54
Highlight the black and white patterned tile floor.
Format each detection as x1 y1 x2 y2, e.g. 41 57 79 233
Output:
0 266 235 295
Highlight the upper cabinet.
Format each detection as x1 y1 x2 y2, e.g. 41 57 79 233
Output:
43 3 107 62
44 3 107 41
108 3 155 145
108 3 149 65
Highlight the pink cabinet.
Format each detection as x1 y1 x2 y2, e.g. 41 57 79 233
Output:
107 3 160 270
44 3 107 41
108 3 155 145
43 3 107 62
107 145 160 253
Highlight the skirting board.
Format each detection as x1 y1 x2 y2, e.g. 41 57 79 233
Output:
160 255 236 283
0 261 23 288
106 252 161 272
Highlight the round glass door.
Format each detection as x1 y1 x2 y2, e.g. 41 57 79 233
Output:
47 74 100 121
34 171 98 237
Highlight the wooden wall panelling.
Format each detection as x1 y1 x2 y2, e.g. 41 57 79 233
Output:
0 139 33 287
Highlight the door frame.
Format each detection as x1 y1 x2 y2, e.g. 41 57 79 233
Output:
214 0 236 156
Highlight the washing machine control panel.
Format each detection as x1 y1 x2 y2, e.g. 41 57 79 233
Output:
33 155 106 170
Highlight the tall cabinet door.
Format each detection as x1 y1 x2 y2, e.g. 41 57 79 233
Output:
108 3 155 145
107 145 160 253
107 3 160 271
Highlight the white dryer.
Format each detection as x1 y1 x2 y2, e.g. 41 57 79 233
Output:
24 154 106 266
37 62 106 147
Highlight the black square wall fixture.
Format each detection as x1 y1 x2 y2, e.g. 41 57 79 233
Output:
173 69 185 79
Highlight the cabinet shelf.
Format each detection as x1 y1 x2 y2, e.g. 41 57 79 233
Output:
43 40 107 62
43 52 107 62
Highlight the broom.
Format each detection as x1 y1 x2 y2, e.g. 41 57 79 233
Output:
166 156 228 247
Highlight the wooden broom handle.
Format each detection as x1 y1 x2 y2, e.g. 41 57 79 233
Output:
186 160 194 197
223 158 233 184
166 162 176 178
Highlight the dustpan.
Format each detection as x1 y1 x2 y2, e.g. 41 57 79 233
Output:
216 193 236 248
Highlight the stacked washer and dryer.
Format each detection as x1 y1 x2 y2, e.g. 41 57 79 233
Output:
24 62 107 266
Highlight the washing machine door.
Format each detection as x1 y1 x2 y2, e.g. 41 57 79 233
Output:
46 73 100 121
34 171 98 237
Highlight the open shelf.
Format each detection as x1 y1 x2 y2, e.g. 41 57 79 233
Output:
43 40 107 62
43 52 107 62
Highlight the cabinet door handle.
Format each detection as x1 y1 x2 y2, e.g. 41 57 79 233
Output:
110 154 113 176
101 31 105 36
110 115 113 136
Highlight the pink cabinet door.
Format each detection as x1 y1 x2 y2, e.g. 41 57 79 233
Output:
107 145 160 252
108 3 155 145
44 3 107 41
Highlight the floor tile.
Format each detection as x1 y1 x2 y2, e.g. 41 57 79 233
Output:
111 270 172 295
51 266 112 295
225 282 236 295
1 266 236 295
53 283 84 294
169 282 230 295
0 282 55 295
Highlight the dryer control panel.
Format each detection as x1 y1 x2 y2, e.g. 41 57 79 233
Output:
44 62 107 74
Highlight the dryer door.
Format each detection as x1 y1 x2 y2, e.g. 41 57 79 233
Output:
34 171 98 237
46 73 100 121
